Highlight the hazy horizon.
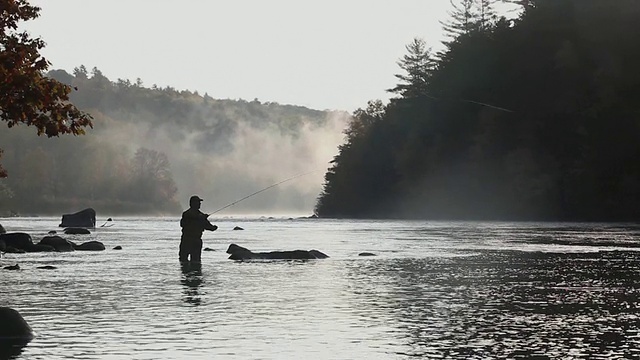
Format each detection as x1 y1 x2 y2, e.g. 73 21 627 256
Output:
24 0 458 112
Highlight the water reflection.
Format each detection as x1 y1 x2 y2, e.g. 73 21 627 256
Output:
0 340 29 360
180 262 203 306
346 250 640 358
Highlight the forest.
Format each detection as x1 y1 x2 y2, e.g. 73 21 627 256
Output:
315 0 640 221
0 67 347 216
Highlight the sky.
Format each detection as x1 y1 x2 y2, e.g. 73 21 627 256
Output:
24 0 456 112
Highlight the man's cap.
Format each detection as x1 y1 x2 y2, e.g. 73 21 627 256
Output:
190 195 203 203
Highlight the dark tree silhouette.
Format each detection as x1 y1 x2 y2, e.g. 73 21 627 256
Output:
316 0 640 221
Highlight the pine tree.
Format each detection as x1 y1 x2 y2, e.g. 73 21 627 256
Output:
387 38 434 99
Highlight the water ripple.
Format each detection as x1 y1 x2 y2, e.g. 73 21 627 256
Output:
2 218 640 359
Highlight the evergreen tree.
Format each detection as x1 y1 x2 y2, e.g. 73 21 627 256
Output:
387 38 434 99
441 0 479 38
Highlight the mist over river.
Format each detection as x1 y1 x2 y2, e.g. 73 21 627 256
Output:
2 217 640 359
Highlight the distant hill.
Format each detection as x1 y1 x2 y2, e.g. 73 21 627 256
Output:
0 67 349 216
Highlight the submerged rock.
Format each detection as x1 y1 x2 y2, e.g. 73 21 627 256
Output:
74 241 105 251
226 243 329 260
37 265 57 270
3 247 25 254
25 244 55 253
358 252 377 257
64 227 91 235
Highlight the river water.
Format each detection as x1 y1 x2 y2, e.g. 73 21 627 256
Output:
2 217 640 359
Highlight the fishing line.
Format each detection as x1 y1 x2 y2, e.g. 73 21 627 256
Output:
423 93 515 113
208 170 321 215
460 98 514 113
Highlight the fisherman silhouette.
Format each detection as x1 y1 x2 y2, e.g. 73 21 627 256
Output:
179 195 217 263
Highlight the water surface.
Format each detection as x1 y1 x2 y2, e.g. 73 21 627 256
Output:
2 217 640 359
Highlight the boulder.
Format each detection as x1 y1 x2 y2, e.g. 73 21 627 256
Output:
39 236 75 252
1 233 58 253
0 239 5 252
74 241 105 251
358 252 377 257
0 233 33 252
233 226 244 230
0 224 5 234
226 243 329 260
0 307 33 357
59 208 96 228
0 307 33 340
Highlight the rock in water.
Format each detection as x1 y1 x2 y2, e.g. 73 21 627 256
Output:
59 208 96 228
39 236 75 252
75 241 105 251
0 307 34 340
0 307 34 357
0 233 33 252
226 243 329 260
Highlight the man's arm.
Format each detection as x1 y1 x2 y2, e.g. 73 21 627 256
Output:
197 210 217 231
205 222 218 231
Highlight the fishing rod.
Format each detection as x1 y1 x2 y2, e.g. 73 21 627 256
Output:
208 170 321 216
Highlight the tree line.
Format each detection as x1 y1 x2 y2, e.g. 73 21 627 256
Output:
0 67 338 216
315 0 640 221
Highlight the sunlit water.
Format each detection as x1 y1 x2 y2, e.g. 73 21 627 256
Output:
2 217 640 359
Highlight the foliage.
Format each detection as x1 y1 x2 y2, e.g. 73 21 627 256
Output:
441 0 499 38
0 68 339 215
0 0 93 177
129 148 178 209
315 0 640 221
